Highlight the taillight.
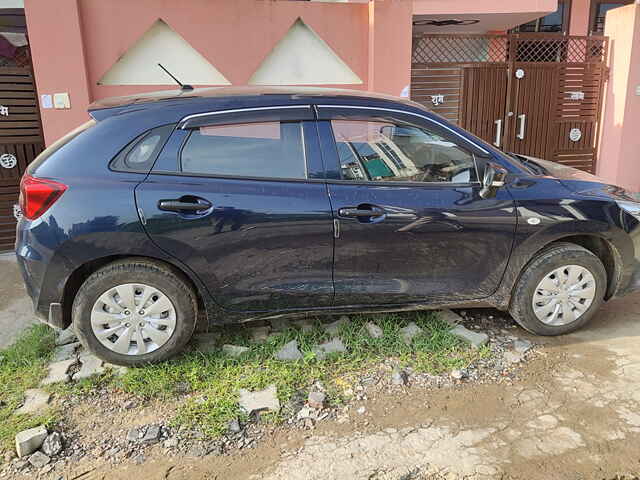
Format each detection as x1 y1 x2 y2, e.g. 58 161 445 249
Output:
19 174 67 220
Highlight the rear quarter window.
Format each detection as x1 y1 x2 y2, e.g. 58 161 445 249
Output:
110 124 175 173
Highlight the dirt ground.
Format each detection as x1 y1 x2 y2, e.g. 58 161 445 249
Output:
18 293 640 480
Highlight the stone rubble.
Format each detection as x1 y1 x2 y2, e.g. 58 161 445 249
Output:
55 328 77 346
41 432 63 457
51 342 80 362
15 425 48 458
324 316 349 335
27 451 50 468
249 326 271 343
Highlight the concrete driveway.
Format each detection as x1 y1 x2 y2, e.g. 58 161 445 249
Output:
0 252 37 349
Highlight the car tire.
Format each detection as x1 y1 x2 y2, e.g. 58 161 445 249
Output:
72 258 198 366
509 242 607 336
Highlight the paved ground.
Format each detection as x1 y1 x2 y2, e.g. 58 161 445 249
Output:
49 292 640 480
0 252 37 349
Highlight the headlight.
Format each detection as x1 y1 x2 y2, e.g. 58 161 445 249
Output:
617 200 640 219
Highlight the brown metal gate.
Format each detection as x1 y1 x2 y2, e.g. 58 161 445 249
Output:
0 66 44 251
411 34 608 173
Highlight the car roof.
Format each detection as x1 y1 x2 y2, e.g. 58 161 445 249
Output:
88 86 427 117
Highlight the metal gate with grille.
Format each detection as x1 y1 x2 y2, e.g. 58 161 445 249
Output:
411 34 608 173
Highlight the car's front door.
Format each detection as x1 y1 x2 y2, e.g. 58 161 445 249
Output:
317 105 517 306
136 106 335 312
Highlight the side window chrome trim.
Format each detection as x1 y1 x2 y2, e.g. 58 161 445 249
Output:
178 105 312 129
315 104 490 155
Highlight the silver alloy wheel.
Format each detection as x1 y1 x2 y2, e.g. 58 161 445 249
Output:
91 283 177 356
532 265 596 326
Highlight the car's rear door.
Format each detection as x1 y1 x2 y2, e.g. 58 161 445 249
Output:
136 105 335 312
316 105 517 306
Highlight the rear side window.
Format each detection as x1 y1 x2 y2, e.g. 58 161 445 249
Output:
180 121 307 179
111 124 175 173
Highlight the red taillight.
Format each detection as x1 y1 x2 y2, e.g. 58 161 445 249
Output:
19 174 67 220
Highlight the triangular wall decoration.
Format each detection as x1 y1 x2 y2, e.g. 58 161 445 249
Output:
99 19 230 86
249 18 362 86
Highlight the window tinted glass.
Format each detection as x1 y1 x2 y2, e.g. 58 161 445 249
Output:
331 120 477 183
181 121 306 179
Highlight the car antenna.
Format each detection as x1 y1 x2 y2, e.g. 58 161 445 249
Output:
157 63 194 91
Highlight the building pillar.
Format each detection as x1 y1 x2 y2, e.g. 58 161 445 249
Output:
24 0 91 145
569 0 591 35
597 3 640 191
367 0 412 96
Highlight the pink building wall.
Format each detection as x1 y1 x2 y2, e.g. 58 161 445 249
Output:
597 4 640 191
25 0 414 145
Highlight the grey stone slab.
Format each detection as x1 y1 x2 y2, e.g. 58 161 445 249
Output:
316 338 347 355
399 322 423 345
40 358 76 386
15 425 47 458
55 328 78 346
51 342 80 362
325 316 349 335
450 325 489 349
28 451 50 468
438 309 464 326
365 322 384 339
15 389 51 416
72 354 105 381
513 339 533 354
238 384 280 414
275 340 303 361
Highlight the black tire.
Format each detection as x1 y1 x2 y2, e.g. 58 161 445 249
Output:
509 242 607 336
72 258 198 366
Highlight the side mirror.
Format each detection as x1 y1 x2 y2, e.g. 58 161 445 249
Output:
480 162 507 199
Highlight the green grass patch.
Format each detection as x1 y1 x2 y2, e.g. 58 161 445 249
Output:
63 312 488 438
0 324 57 451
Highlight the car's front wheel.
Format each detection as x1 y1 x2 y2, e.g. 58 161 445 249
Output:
509 242 607 335
72 258 198 366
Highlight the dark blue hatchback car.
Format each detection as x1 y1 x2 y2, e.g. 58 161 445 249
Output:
15 86 640 365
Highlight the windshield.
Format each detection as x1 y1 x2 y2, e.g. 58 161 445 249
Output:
28 119 96 173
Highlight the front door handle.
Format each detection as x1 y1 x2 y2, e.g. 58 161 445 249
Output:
338 206 385 218
158 198 212 213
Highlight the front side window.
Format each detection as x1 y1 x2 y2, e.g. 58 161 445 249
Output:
331 120 478 184
181 121 306 179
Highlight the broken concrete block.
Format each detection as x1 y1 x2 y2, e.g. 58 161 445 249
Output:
72 354 105 381
438 309 463 326
28 451 50 468
222 344 250 358
15 425 48 458
275 340 303 361
365 322 384 339
51 342 80 362
325 316 349 335
15 389 51 415
40 358 76 386
450 324 489 349
399 322 423 345
55 328 77 346
238 384 280 414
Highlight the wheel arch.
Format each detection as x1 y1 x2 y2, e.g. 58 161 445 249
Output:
61 254 211 330
508 233 622 307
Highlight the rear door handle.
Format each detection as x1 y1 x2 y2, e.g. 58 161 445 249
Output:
158 198 212 213
338 206 385 218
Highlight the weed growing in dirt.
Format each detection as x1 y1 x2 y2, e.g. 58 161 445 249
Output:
67 312 488 437
0 324 57 450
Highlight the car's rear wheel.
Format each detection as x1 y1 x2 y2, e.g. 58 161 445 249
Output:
509 242 607 335
72 258 197 366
